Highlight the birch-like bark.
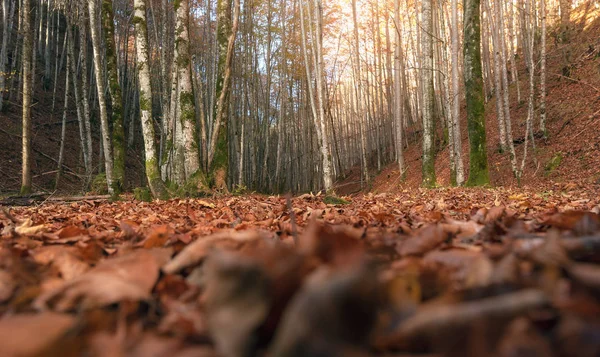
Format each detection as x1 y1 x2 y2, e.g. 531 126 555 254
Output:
88 0 115 194
498 0 518 177
351 0 370 188
313 0 333 191
134 0 167 198
488 0 507 152
519 0 536 181
79 21 93 177
421 0 436 187
173 0 200 179
464 0 490 186
393 0 405 177
102 0 126 191
539 0 547 135
451 0 464 185
66 26 91 179
20 0 33 194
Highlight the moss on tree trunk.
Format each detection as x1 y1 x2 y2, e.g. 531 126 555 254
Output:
463 0 490 187
103 0 126 193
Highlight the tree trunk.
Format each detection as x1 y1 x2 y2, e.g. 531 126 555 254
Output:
451 0 464 185
208 0 240 190
0 0 15 111
313 0 333 191
88 0 116 195
393 0 405 178
421 0 436 187
102 0 126 192
539 0 547 135
464 0 490 186
20 0 33 194
351 0 370 188
134 0 167 199
55 49 69 190
173 0 200 181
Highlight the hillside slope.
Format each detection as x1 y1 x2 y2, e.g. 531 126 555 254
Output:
339 2 600 195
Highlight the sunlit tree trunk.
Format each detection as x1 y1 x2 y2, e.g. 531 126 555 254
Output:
20 0 33 194
351 0 370 188
393 0 405 178
134 0 167 198
451 0 464 185
421 0 436 187
313 0 333 191
464 0 489 186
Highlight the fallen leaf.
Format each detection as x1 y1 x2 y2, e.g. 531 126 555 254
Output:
35 250 162 311
0 312 76 356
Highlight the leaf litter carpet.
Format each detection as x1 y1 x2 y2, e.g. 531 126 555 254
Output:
1 183 600 357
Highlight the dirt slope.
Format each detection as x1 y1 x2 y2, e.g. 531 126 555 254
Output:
339 2 600 195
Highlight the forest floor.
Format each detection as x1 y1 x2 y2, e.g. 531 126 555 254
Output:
1 187 600 356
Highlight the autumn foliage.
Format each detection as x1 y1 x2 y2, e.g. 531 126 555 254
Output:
1 184 600 356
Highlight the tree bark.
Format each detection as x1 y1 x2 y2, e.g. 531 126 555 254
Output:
174 0 200 181
451 0 464 185
102 0 126 192
421 0 436 187
20 0 33 194
134 0 168 198
88 0 116 195
464 0 490 186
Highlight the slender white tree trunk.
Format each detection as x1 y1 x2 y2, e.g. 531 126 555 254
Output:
451 0 464 185
173 0 200 179
20 0 33 194
314 0 333 191
539 0 547 135
393 0 405 177
134 0 167 198
88 0 115 194
421 0 436 187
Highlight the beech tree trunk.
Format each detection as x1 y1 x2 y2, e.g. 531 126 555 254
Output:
464 0 490 186
421 0 436 187
134 0 167 198
102 0 126 192
450 0 464 185
174 0 200 181
20 0 33 194
88 0 116 195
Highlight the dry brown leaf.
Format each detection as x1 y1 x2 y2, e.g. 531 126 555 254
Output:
162 230 266 274
34 250 162 311
0 312 76 357
0 269 15 303
397 225 449 257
